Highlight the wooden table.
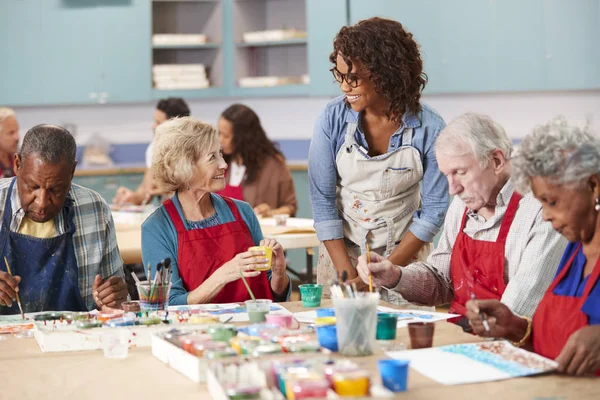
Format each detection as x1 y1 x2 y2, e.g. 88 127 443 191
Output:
1 301 598 400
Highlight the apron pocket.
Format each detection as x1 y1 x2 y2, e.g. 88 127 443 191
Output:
381 167 418 198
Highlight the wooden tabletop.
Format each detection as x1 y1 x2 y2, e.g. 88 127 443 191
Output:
1 301 598 400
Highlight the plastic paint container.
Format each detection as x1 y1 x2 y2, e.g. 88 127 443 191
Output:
378 359 409 392
137 316 162 326
105 316 135 328
121 301 141 313
33 312 64 321
291 378 330 399
332 370 370 397
315 308 335 317
75 320 102 329
298 284 323 308
192 341 227 357
208 325 237 342
316 324 338 352
376 313 398 340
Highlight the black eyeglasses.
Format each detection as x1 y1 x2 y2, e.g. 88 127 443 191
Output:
330 67 362 88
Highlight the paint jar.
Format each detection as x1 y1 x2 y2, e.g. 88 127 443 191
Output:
75 320 102 329
408 322 435 349
248 246 273 271
333 292 379 356
33 312 64 321
136 282 171 311
265 314 299 329
101 329 129 359
97 309 125 323
376 313 398 340
105 316 135 328
208 324 237 342
121 300 141 313
226 386 262 400
179 334 212 354
316 307 335 317
245 299 272 323
273 214 289 227
378 359 409 392
291 378 330 399
315 324 338 352
332 370 370 397
298 284 323 308
192 341 227 357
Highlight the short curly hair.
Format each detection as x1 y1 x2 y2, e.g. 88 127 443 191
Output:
152 117 218 192
330 17 427 122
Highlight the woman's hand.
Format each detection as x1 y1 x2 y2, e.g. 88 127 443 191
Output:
260 238 289 297
253 203 272 217
556 325 600 375
214 251 261 286
465 299 528 341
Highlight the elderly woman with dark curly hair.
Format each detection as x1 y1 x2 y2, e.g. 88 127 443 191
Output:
466 117 600 376
308 17 449 297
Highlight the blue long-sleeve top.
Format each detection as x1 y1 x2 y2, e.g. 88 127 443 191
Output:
552 242 600 324
308 95 449 243
141 193 291 305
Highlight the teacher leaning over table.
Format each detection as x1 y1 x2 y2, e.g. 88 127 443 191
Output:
0 125 128 314
141 117 291 305
467 117 600 376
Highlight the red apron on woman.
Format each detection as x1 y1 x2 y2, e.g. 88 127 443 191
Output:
163 196 273 303
532 243 600 375
449 193 522 316
217 170 245 201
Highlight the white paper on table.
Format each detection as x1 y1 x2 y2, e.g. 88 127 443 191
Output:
293 306 458 326
386 341 558 385
167 303 292 323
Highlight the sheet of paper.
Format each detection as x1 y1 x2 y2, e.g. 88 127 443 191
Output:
293 306 458 327
386 341 558 385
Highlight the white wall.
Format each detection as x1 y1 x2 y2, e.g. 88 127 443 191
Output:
12 90 600 146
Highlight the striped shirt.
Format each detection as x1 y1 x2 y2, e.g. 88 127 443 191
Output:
0 178 124 311
387 179 568 317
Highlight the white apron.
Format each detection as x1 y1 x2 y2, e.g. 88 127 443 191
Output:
317 121 432 304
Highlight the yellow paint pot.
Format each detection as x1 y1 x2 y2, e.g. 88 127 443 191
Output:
332 370 370 397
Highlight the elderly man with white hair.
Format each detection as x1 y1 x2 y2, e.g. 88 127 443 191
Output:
0 108 20 178
356 113 568 326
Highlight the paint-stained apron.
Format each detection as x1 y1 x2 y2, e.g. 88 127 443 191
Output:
532 243 600 375
164 196 273 303
316 122 431 304
0 179 87 314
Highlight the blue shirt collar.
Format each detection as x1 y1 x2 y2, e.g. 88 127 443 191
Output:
344 105 421 128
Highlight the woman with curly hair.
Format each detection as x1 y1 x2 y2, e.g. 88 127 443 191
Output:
217 104 297 217
308 17 449 298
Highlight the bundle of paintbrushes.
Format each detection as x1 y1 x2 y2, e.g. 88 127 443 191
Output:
134 258 173 311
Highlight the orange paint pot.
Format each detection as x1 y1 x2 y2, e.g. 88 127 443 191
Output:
97 310 125 323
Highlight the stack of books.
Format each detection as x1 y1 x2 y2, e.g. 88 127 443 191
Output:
153 64 210 90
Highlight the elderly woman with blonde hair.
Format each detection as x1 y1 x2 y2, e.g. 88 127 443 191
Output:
141 117 290 304
466 117 600 376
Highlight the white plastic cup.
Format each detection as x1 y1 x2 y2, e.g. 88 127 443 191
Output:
101 329 129 359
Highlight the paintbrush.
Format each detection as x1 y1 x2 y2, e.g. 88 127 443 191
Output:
239 272 256 301
471 293 490 332
4 257 24 319
366 244 373 293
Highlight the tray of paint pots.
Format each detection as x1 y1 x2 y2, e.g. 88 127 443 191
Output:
31 310 222 352
151 326 329 384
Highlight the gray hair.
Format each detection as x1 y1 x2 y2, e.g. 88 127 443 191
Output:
0 108 16 134
436 113 513 166
20 124 77 165
152 116 218 192
512 116 600 193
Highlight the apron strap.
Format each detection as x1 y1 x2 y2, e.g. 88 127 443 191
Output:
163 198 187 233
343 122 359 154
221 196 244 223
496 192 522 243
582 246 600 298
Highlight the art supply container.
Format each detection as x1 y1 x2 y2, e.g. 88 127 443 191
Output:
273 213 289 227
208 324 237 342
298 284 323 308
378 359 409 392
265 313 299 329
376 313 398 340
291 378 330 399
101 329 129 359
316 307 335 317
226 385 262 400
97 309 125 323
248 245 273 271
332 370 370 397
192 341 228 357
136 282 171 311
245 299 272 323
121 300 141 313
316 323 338 352
105 316 135 328
333 292 379 356
408 322 435 349
33 312 63 321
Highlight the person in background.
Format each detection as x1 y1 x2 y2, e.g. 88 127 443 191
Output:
308 17 449 297
113 97 190 205
356 113 568 322
142 117 291 305
0 125 127 313
467 117 600 376
0 108 20 178
217 104 297 217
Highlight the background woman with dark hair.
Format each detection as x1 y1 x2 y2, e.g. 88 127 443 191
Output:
308 17 449 299
217 104 297 217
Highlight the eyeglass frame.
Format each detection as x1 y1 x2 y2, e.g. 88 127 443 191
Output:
329 67 368 88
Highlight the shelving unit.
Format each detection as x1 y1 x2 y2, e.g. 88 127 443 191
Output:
151 0 223 93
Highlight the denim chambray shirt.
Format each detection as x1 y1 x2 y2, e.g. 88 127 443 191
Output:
308 95 450 244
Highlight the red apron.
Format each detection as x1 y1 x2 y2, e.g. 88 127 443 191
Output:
217 171 245 201
449 193 522 316
532 243 600 375
164 196 273 303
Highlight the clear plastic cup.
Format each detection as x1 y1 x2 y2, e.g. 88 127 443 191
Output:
136 282 171 311
101 329 129 359
245 299 272 323
333 292 380 356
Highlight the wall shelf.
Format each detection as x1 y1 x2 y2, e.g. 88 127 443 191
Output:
236 38 307 47
153 43 221 49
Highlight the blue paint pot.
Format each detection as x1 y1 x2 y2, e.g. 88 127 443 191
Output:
316 324 338 352
316 308 335 317
378 359 410 392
